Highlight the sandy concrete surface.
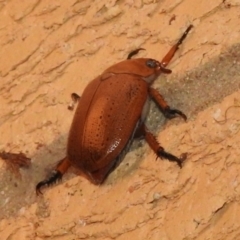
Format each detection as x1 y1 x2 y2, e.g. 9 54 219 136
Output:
0 0 240 239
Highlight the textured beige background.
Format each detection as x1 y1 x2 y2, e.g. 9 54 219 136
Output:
0 0 240 239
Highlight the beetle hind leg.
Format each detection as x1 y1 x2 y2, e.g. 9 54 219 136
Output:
142 125 187 168
36 170 62 195
36 157 71 195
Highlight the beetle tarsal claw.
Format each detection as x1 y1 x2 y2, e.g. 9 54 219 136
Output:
177 153 188 168
156 147 187 168
180 153 188 161
164 107 187 121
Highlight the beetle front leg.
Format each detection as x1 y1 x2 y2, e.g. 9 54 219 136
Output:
36 157 71 195
149 87 187 121
68 92 81 110
142 125 187 167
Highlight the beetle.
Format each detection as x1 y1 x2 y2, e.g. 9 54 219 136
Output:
36 25 193 194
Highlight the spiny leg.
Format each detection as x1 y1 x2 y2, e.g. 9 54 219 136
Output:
36 157 71 195
68 93 81 111
142 124 187 167
149 87 187 121
127 48 145 59
161 25 193 67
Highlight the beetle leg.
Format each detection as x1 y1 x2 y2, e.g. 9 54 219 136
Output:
161 25 193 67
36 157 71 195
149 87 187 121
127 48 145 59
68 93 81 111
142 125 187 168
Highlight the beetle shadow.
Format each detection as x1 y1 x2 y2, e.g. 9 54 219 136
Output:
0 133 71 220
103 138 147 185
1 42 240 219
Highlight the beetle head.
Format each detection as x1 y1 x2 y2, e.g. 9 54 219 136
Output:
103 58 172 84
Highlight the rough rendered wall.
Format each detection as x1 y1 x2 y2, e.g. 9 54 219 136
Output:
0 0 240 239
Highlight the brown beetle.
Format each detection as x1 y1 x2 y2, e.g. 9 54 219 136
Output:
36 25 193 194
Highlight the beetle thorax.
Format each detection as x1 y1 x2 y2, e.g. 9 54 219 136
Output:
102 58 162 85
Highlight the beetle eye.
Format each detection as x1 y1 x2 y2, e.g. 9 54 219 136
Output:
146 59 158 68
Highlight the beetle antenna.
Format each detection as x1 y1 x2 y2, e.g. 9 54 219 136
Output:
159 63 172 74
176 24 193 47
161 25 193 67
